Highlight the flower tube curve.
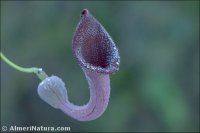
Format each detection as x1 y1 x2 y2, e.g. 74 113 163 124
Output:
37 9 120 121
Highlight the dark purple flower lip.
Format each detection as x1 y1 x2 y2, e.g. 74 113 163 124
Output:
74 45 120 74
72 9 120 74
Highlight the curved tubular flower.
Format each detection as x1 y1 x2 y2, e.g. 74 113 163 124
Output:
38 9 120 121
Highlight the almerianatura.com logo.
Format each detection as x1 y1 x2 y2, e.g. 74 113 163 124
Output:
1 125 70 132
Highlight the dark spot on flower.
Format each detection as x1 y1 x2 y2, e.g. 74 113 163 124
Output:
81 9 88 17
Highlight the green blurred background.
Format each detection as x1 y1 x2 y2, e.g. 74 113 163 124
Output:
1 1 199 132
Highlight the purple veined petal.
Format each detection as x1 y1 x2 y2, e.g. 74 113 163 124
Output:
72 9 120 74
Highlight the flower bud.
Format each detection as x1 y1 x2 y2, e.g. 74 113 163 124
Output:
37 76 67 109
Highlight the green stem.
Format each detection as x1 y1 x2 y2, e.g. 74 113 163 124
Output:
0 52 48 81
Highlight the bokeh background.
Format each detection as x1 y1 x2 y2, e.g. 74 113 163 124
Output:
1 1 199 132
